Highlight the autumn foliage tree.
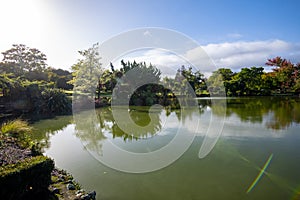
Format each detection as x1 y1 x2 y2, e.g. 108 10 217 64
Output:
266 56 300 93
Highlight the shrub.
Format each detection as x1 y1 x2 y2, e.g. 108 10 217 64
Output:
0 119 33 148
0 119 32 135
0 155 54 199
40 88 72 115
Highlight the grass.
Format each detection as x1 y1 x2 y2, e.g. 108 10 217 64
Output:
0 119 34 148
1 119 32 136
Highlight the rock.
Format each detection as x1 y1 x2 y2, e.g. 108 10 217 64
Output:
67 183 76 190
52 188 60 194
76 193 83 198
79 191 96 200
88 191 96 200
58 174 65 179
58 177 64 182
76 189 84 195
66 179 73 184
80 194 90 200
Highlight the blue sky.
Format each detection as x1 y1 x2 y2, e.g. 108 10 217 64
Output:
0 0 299 73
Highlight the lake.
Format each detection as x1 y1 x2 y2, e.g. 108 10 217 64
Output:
31 97 300 200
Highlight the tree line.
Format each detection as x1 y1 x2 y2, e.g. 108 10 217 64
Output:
207 57 300 96
69 43 300 100
1 43 299 117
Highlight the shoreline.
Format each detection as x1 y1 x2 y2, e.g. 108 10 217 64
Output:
0 136 96 200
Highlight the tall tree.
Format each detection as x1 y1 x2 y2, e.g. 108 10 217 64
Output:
70 43 102 98
1 44 47 74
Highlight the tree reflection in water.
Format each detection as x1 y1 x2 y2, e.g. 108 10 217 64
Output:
266 97 300 129
32 97 300 154
206 97 300 130
31 115 73 150
73 98 205 156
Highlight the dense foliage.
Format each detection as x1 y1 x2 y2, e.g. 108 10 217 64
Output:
207 57 300 96
114 60 163 106
0 45 72 120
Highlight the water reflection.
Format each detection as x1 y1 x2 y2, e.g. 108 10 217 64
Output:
31 115 73 150
74 109 106 155
75 104 205 142
103 106 163 140
73 106 201 155
30 97 300 199
201 97 300 130
266 98 300 129
32 97 300 152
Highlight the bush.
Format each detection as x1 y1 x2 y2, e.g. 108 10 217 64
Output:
40 88 72 115
0 119 33 148
0 119 32 135
0 156 54 199
3 82 72 118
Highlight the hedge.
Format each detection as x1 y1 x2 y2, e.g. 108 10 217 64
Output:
0 155 54 199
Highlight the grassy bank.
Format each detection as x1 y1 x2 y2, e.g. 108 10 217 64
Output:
0 119 96 200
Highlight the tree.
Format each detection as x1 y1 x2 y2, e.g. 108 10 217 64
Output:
70 43 102 98
115 60 162 106
207 68 233 95
266 56 299 93
175 65 206 96
0 73 21 98
99 69 115 93
47 67 73 90
227 67 265 96
1 44 47 75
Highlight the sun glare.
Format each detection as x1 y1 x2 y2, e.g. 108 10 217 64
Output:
0 0 46 47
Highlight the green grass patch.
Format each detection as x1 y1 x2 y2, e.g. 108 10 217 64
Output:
1 119 32 135
0 119 34 148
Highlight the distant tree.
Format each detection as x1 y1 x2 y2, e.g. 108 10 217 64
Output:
1 44 47 75
0 73 20 97
25 71 48 81
261 72 276 95
69 43 102 98
47 67 73 90
207 68 233 95
116 60 162 106
226 67 264 96
99 69 115 92
175 66 206 96
119 60 161 83
294 63 300 93
266 56 300 93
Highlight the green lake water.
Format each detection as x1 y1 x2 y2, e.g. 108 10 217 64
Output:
31 97 300 200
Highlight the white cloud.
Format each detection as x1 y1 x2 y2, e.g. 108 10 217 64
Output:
112 40 300 78
197 39 300 70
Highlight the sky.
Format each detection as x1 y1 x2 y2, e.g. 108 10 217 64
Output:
0 0 300 75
